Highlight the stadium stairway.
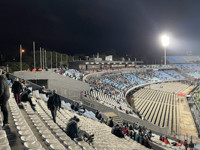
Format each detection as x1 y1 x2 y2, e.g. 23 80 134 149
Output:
103 112 122 125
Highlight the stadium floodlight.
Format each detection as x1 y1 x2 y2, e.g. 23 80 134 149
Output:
20 44 25 71
161 35 169 65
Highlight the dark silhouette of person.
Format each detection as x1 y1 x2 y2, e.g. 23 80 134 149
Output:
0 71 10 127
47 89 61 123
12 78 22 105
21 89 36 108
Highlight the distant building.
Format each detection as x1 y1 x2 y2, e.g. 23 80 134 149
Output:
105 55 113 61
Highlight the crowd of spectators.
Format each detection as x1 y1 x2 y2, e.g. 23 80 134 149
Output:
110 121 152 149
57 68 83 80
87 69 184 113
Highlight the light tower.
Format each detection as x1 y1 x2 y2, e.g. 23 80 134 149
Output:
161 35 169 65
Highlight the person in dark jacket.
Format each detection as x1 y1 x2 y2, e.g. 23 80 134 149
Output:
65 118 80 139
0 72 10 127
107 117 114 127
21 89 36 107
97 112 102 120
47 89 61 123
111 124 124 138
12 78 23 105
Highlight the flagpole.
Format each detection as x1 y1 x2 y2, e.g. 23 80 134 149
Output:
33 41 36 69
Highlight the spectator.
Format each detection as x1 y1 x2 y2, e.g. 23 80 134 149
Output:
139 132 144 145
0 71 10 127
107 117 114 127
71 101 75 110
177 140 182 147
184 140 188 150
122 126 129 136
12 78 23 105
164 137 169 144
74 102 79 111
97 112 102 120
65 118 80 139
188 140 194 149
111 124 124 138
143 135 151 148
129 124 133 130
135 122 140 130
21 89 36 109
95 110 99 118
78 102 86 115
135 132 140 143
47 89 61 123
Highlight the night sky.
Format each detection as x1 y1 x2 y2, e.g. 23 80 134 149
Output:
1 0 200 60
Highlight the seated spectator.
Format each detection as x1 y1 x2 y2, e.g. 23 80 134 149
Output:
135 132 140 143
111 124 124 138
135 122 140 130
161 135 165 142
39 86 52 96
159 135 162 141
139 132 144 145
21 89 36 108
71 101 75 110
65 118 80 139
143 135 151 148
177 140 182 147
69 115 77 121
95 110 99 118
97 112 102 120
74 102 79 111
107 116 114 127
145 129 152 140
129 124 133 130
164 137 169 144
129 131 133 139
122 126 129 136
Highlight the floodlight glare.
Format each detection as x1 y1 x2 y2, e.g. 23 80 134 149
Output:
161 35 169 47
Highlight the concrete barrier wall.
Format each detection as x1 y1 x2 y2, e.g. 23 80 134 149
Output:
13 71 90 99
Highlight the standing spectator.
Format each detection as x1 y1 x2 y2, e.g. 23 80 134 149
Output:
47 89 61 123
12 78 23 105
0 71 10 127
184 140 188 150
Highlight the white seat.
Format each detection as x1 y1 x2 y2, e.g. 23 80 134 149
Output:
49 143 66 150
18 130 33 137
20 135 37 143
24 141 43 150
41 134 56 141
45 139 60 146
